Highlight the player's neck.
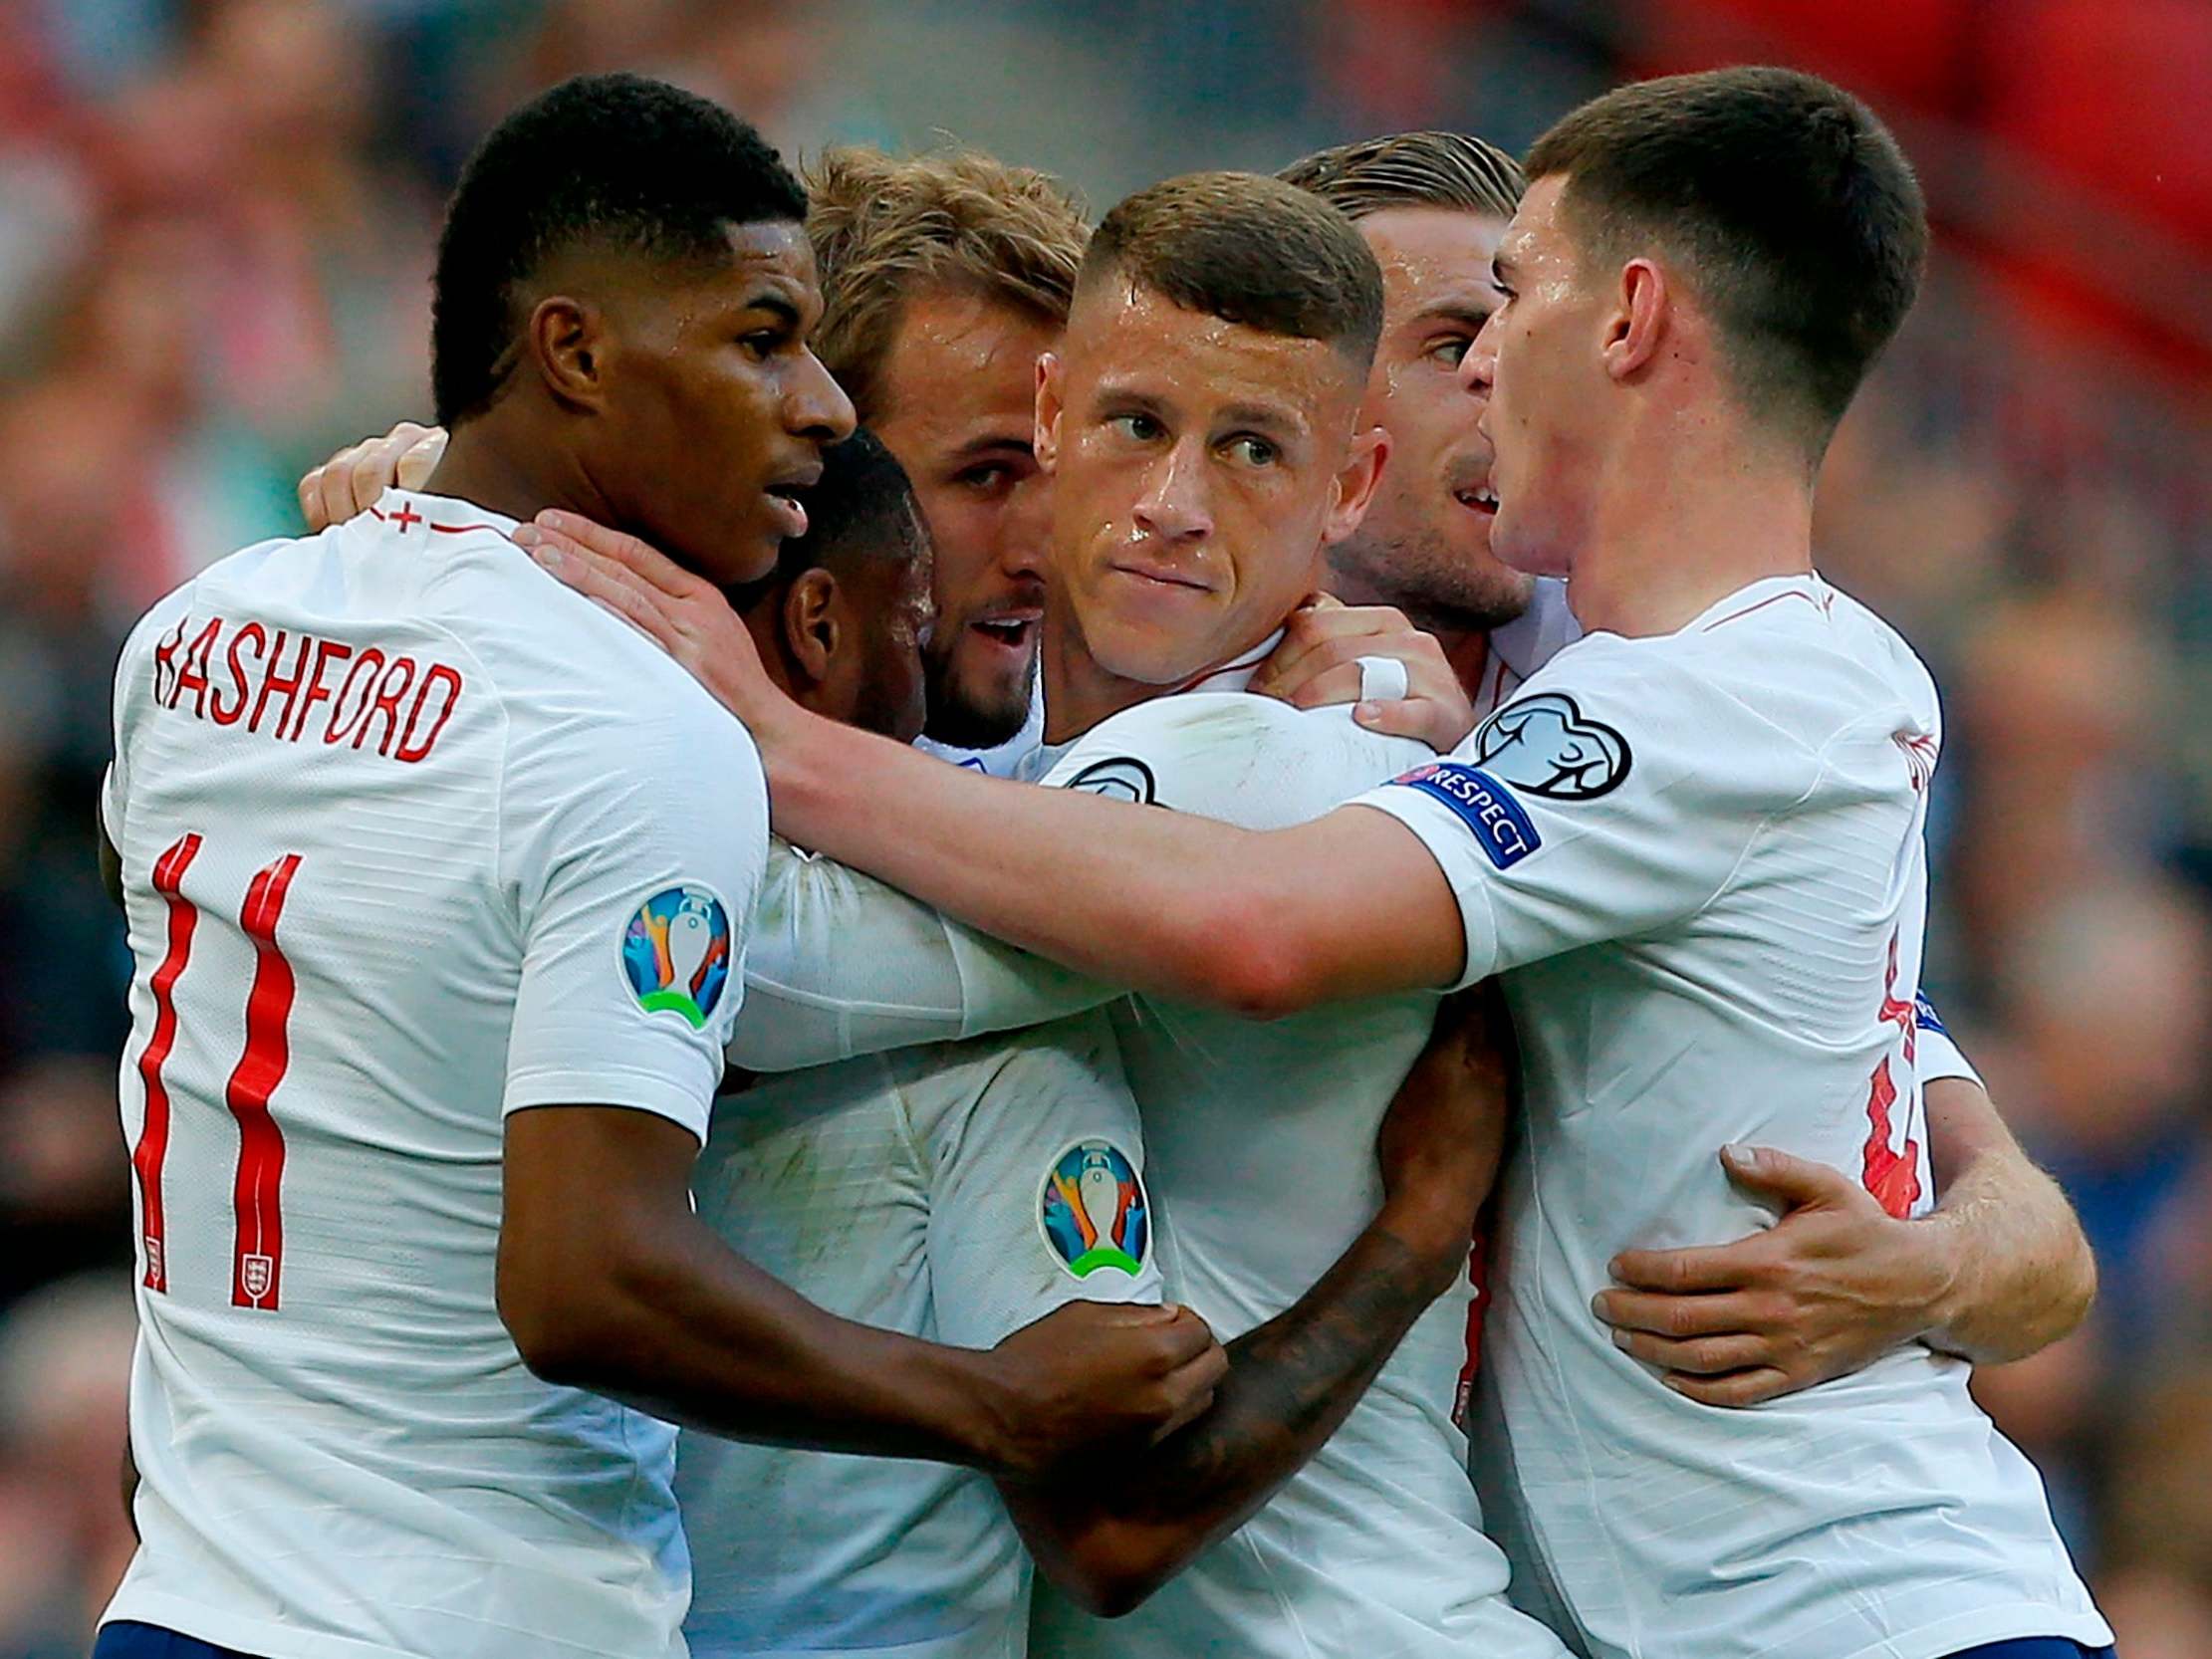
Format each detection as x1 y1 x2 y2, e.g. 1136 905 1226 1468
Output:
425 419 618 533
1038 597 1281 746
1040 601 1152 745
1565 427 1815 639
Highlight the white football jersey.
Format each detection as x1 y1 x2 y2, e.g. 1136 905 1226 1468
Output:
1355 574 2108 1659
680 1010 1160 1659
100 489 767 1659
912 677 1047 777
737 646 1571 1659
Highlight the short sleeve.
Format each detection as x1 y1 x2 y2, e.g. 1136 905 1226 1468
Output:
1914 994 1983 1087
1349 645 1811 988
914 1010 1163 1349
501 697 769 1142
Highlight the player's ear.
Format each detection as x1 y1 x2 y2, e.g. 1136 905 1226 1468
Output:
780 568 842 687
1321 425 1389 548
1034 353 1064 474
527 295 607 412
1604 258 1668 382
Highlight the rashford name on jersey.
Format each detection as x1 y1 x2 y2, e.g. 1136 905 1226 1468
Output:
148 610 465 763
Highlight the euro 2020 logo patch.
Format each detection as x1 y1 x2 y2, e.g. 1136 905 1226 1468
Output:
620 884 732 1030
1040 1139 1149 1281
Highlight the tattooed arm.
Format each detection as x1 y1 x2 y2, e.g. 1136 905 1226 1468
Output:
1000 990 1511 1615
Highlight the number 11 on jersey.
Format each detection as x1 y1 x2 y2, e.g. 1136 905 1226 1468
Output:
131 833 303 1311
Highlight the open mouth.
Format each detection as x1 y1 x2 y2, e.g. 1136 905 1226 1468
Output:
968 609 1043 654
1454 485 1500 516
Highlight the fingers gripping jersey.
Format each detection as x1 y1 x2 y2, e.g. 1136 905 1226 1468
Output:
679 1011 1160 1659
101 491 767 1659
1355 577 2107 1659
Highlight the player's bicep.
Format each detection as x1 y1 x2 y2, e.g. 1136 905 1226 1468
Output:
923 1014 1163 1350
497 1103 700 1361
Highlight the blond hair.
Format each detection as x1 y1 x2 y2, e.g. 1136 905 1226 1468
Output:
804 145 1090 422
1280 130 1525 223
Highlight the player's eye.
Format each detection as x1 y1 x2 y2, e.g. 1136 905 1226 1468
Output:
1108 412 1163 444
958 463 1012 493
1223 434 1278 468
1427 336 1475 368
738 330 788 360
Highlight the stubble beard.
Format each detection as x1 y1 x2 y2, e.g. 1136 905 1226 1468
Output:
920 635 1039 751
1327 522 1535 638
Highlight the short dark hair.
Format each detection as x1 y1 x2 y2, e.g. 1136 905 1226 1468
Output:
1280 130 1525 223
1525 66 1927 451
431 73 808 425
725 428 926 610
1079 171 1384 371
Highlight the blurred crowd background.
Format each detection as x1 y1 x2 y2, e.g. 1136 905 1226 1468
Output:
0 1 2205 1654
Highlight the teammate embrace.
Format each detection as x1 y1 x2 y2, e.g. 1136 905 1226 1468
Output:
103 63 2110 1659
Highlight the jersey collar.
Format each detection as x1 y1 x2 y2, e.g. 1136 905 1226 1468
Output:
361 488 523 543
1688 573 1835 634
1167 627 1286 697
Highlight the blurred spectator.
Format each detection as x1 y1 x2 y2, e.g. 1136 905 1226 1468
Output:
0 1276 136 1657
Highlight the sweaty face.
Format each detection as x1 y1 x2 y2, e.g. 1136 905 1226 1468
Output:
1331 207 1532 633
1469 176 1605 580
1043 284 1364 688
869 292 1054 751
598 222 856 587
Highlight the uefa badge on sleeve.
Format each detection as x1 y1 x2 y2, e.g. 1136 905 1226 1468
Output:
1040 1139 1150 1281
619 884 732 1029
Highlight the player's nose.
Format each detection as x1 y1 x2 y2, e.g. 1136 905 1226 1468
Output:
1460 315 1499 397
1131 443 1213 543
786 347 858 444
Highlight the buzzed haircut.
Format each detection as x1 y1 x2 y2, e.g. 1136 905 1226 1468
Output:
1525 66 1927 452
725 428 927 609
805 146 1090 423
1280 130 1525 223
430 72 807 426
1080 171 1385 372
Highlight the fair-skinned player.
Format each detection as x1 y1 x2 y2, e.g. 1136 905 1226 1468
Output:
533 74 2110 1659
1272 131 2092 1406
94 76 1224 1659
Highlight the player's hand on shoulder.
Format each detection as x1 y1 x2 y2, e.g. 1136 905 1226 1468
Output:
978 1301 1227 1480
1373 984 1516 1290
1595 1143 1949 1407
297 421 447 531
517 510 799 743
1248 593 1476 754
